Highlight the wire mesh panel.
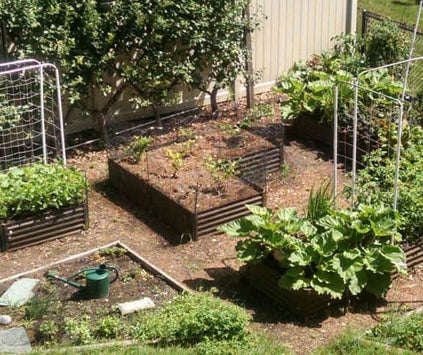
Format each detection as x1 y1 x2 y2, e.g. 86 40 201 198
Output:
333 82 403 210
0 59 65 171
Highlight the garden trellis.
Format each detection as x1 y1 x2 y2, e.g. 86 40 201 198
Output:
0 59 66 172
333 56 423 212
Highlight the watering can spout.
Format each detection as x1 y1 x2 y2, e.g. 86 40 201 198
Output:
46 272 83 290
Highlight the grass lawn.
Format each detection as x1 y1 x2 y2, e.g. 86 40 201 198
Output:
358 0 422 28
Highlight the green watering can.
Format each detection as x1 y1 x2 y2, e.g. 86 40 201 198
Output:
47 264 119 299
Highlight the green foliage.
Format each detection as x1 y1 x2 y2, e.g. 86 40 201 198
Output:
0 163 86 220
274 33 403 125
218 203 405 299
64 316 94 345
25 294 53 321
355 125 423 240
205 157 240 181
315 328 416 355
306 180 334 221
0 94 29 130
365 20 408 68
95 316 122 339
240 102 275 128
131 292 251 346
37 320 59 344
0 0 261 127
125 135 153 163
368 313 423 352
98 246 127 257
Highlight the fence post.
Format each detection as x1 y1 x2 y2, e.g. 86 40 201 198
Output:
361 9 368 37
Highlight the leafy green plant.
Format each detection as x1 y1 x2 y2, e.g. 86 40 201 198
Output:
240 102 275 128
205 157 240 181
274 33 403 126
64 316 94 345
37 320 59 344
131 292 251 346
98 246 127 258
166 149 186 177
218 203 406 299
0 163 87 220
355 125 423 240
95 316 122 339
125 135 152 163
365 20 408 68
367 313 423 352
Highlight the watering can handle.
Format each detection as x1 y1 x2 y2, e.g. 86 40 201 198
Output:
107 266 119 284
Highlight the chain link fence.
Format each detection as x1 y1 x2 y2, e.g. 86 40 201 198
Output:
361 9 423 96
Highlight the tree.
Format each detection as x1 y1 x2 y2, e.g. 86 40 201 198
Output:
184 0 253 117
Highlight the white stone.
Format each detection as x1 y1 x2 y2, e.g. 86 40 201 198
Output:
0 315 12 325
116 298 156 315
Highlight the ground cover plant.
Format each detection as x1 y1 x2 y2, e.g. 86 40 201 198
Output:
0 163 86 220
219 199 406 299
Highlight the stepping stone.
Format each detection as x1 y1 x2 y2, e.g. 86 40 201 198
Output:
0 278 39 307
0 327 31 353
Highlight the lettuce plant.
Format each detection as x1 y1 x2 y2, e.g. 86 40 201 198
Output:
218 204 406 299
0 163 87 220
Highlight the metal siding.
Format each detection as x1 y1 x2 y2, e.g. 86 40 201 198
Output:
253 0 357 93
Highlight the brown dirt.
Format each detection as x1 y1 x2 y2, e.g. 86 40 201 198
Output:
0 96 421 353
115 120 272 212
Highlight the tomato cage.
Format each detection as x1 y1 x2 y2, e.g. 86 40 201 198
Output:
0 59 66 172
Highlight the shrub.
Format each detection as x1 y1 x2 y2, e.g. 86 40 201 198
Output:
0 163 87 220
64 316 94 345
364 21 408 68
131 292 251 346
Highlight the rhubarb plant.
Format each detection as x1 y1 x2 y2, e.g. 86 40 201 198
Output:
218 204 406 299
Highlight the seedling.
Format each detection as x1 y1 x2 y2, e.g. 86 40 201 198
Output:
125 135 152 163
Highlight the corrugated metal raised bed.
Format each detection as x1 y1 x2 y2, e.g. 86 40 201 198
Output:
108 159 265 239
0 203 89 252
402 240 423 269
237 147 282 184
244 262 338 318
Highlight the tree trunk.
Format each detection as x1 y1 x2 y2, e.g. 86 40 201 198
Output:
210 87 220 119
152 105 162 127
93 111 108 146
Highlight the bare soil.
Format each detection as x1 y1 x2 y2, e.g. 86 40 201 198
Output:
0 95 421 353
114 120 273 212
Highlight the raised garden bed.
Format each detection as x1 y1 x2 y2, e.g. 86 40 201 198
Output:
0 163 89 252
0 241 187 347
244 262 337 318
402 240 423 270
0 202 88 252
108 121 281 238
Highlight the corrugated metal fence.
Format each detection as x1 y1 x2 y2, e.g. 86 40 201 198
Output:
249 0 357 94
